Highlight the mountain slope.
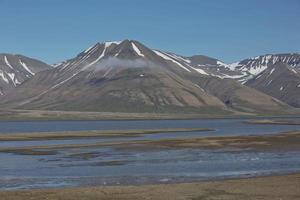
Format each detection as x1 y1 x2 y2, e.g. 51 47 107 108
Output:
245 62 300 107
0 54 51 95
188 53 300 108
0 40 292 114
1 40 228 113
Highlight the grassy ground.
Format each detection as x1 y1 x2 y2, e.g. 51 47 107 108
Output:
0 128 213 141
0 109 247 121
1 173 299 200
1 108 300 122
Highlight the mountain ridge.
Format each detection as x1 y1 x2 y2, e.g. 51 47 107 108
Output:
0 40 298 114
0 40 293 115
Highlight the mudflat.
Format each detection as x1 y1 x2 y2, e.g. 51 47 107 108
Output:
1 131 300 156
1 173 299 200
245 119 300 125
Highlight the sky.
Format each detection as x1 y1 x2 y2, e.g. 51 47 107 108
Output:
0 0 299 64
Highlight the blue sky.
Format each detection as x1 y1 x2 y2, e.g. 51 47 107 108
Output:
0 0 299 64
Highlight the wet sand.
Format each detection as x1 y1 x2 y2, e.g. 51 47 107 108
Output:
245 119 300 125
1 173 299 200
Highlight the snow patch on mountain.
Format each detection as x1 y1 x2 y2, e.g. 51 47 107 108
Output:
4 56 13 70
153 50 191 72
216 60 228 67
169 53 191 64
84 44 97 53
131 42 145 57
280 86 284 91
80 42 113 71
290 68 298 74
0 71 9 84
267 80 273 85
227 62 240 71
193 83 205 92
105 41 122 46
19 60 35 75
7 73 17 86
190 66 209 75
248 65 268 76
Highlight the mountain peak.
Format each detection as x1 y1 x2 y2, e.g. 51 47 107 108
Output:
94 39 141 47
79 39 149 62
0 54 51 95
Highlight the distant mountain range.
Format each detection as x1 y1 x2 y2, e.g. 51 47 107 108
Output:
0 40 299 115
228 53 300 83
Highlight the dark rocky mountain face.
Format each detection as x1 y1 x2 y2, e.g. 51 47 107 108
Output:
246 62 300 108
0 54 51 95
0 41 294 114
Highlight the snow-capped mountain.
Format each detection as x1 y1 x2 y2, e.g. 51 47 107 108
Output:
0 54 51 95
246 62 300 107
0 40 290 114
228 53 300 83
186 53 300 108
54 40 211 75
184 55 244 79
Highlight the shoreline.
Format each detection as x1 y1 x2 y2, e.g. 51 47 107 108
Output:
1 173 299 200
0 109 299 121
244 119 300 125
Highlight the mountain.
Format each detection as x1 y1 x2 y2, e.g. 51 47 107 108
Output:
187 53 300 83
245 62 300 107
0 54 51 95
185 55 244 79
228 53 300 83
0 40 227 113
187 53 300 108
0 40 292 114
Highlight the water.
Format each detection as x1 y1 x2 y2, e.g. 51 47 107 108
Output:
1 118 300 148
1 148 300 190
0 118 299 135
0 118 299 190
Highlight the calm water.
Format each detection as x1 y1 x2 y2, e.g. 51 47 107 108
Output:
0 118 299 190
0 118 299 135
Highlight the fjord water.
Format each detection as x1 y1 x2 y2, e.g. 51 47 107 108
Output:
0 118 300 190
0 118 300 135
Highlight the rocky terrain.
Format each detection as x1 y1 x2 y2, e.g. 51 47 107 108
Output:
0 54 51 95
0 40 298 115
